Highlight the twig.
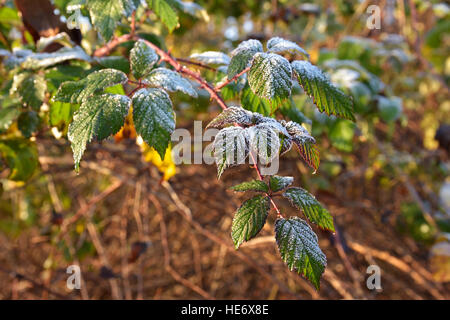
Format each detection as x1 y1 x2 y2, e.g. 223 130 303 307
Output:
214 67 250 91
149 194 214 299
0 266 71 300
348 240 445 299
176 57 217 71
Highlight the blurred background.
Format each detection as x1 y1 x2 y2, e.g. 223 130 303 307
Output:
0 0 449 299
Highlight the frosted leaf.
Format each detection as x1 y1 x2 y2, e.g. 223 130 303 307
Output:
36 32 74 51
20 46 91 70
189 51 230 65
323 59 372 80
228 39 263 80
0 49 10 57
267 37 309 59
54 68 128 104
247 124 281 165
132 88 175 159
10 72 46 110
206 106 253 129
281 120 315 145
130 40 159 79
68 93 131 170
174 0 209 21
280 136 293 155
230 180 269 193
291 60 354 120
275 217 327 290
280 119 319 171
377 96 402 122
248 52 293 101
231 195 269 249
257 117 289 137
269 175 294 192
213 126 249 179
283 187 334 232
144 67 197 97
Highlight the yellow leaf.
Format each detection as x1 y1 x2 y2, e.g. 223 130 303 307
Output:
137 137 176 181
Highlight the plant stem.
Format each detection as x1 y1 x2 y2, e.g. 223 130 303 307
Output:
214 67 250 91
93 31 282 218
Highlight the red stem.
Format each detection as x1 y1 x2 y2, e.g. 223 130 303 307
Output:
214 67 250 91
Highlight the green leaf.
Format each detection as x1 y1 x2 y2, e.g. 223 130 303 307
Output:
87 0 137 41
279 98 311 125
240 83 273 117
248 52 292 101
50 101 76 127
377 96 402 122
291 60 355 121
130 40 159 80
0 106 20 132
213 126 249 179
282 187 334 232
95 56 131 74
10 72 46 110
231 195 269 249
68 93 131 170
0 138 39 181
132 88 175 159
147 0 179 32
297 141 320 172
230 180 269 193
275 217 327 290
54 68 128 104
145 67 197 97
269 175 293 192
267 37 309 59
329 119 355 152
228 39 263 80
18 110 39 138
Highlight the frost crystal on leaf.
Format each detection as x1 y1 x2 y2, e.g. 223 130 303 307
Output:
53 68 128 104
189 51 230 65
228 39 263 80
248 52 293 101
213 126 249 178
247 124 281 165
11 72 46 110
68 93 131 170
20 46 91 70
282 187 334 232
87 0 138 41
206 106 253 129
144 67 197 97
291 60 355 121
275 217 327 290
269 175 294 192
231 195 270 249
281 120 315 145
132 88 175 159
267 37 309 59
130 40 159 80
230 180 269 193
